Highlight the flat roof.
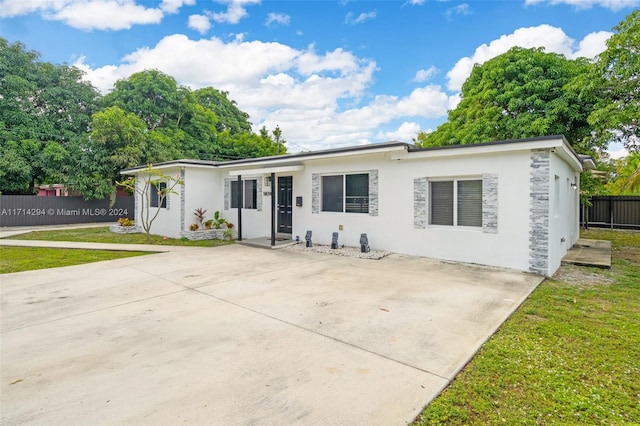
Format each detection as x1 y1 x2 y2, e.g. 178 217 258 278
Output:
122 135 594 174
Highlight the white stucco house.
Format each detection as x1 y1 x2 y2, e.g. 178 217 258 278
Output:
121 135 594 276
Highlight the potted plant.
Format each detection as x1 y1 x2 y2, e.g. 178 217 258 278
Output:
204 219 214 230
190 223 200 231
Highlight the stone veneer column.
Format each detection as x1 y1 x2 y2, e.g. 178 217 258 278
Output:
311 173 320 214
180 168 185 232
223 178 230 210
482 173 498 233
413 177 427 229
256 176 263 212
529 149 550 275
134 176 141 232
368 170 378 216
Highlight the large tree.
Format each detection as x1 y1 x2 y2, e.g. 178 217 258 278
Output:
415 47 595 153
1 40 287 197
605 153 640 195
586 10 640 152
103 70 257 160
0 38 101 194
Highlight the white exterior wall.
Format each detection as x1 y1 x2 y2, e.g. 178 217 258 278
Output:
288 151 533 272
547 152 581 275
183 167 222 232
293 153 387 247
126 137 583 276
135 166 183 239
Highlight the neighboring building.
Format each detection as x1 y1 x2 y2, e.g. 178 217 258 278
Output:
122 135 594 276
35 184 128 197
36 184 76 197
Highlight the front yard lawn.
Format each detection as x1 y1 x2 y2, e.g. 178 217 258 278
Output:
414 229 640 425
7 226 234 247
0 246 150 273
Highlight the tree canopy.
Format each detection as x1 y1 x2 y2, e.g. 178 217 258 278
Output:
586 10 639 152
0 38 101 194
0 39 286 198
415 10 639 160
415 47 595 153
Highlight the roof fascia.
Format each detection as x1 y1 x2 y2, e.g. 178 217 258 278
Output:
393 136 584 172
217 145 408 170
121 162 217 175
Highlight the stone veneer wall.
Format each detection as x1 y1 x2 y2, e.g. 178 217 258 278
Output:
482 173 498 233
529 149 550 275
311 174 320 214
179 229 233 240
223 178 230 210
368 170 379 216
180 168 186 232
413 177 427 229
256 176 263 212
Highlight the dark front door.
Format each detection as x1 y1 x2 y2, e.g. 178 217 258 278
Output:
277 176 293 234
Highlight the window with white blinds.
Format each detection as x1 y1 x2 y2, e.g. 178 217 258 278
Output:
430 179 482 227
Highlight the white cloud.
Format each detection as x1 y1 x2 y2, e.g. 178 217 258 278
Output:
345 10 376 25
188 14 211 34
210 0 260 24
607 142 629 159
0 0 165 30
571 31 612 58
524 0 639 11
49 1 163 30
266 12 290 26
445 25 610 91
413 66 438 82
160 0 194 14
376 122 422 141
75 34 451 150
445 3 472 19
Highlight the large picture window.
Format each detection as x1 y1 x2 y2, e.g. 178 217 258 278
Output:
231 179 257 209
150 181 167 208
322 173 369 213
430 179 482 227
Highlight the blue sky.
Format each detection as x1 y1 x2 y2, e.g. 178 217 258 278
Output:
0 0 637 155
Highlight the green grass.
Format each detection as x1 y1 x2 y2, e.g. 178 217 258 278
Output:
7 226 234 247
414 229 640 425
0 246 150 273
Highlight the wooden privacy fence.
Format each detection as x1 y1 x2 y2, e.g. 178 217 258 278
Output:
0 196 134 227
581 196 640 230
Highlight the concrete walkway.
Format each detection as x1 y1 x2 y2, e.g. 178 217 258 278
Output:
562 238 612 269
0 223 172 253
1 231 544 425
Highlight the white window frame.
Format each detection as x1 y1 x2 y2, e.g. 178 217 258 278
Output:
321 172 369 214
429 177 482 228
149 181 167 209
230 179 258 210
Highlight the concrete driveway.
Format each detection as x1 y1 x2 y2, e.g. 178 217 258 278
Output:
1 244 543 425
